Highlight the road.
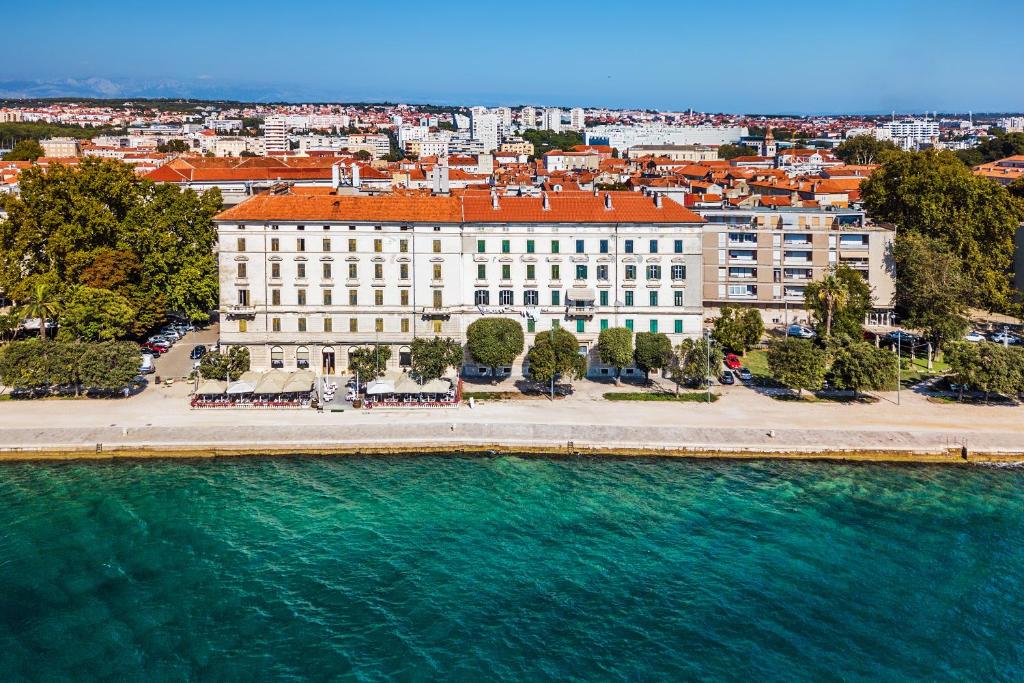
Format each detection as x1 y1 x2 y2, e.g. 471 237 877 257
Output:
149 323 220 380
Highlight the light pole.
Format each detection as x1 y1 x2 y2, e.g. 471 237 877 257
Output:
550 325 555 401
897 334 901 406
704 329 712 404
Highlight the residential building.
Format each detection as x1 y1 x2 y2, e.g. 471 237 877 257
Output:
470 110 500 152
624 144 718 162
263 115 288 153
40 137 81 157
973 155 1024 186
569 107 585 130
543 108 562 133
520 107 537 129
214 191 705 379
586 124 747 151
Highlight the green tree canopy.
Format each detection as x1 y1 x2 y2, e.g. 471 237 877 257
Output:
892 232 970 350
955 131 1024 166
156 139 190 153
78 341 141 391
466 318 525 376
597 327 634 382
861 149 1024 311
827 339 898 396
767 338 827 396
633 332 673 381
666 337 723 393
59 286 135 341
711 305 764 354
803 265 871 339
944 341 1024 403
833 135 899 165
521 129 584 159
0 339 138 394
2 139 44 161
717 144 758 160
410 336 463 382
525 327 587 385
348 345 392 382
198 346 251 381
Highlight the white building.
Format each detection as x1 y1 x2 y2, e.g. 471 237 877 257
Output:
264 115 289 153
543 108 562 133
569 107 585 130
495 107 513 130
585 124 747 151
520 107 537 129
882 119 940 150
997 116 1024 133
470 111 501 152
214 191 706 379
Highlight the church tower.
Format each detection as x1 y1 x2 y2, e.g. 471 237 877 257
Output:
762 127 777 157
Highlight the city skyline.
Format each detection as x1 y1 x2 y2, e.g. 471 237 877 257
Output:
3 0 1023 113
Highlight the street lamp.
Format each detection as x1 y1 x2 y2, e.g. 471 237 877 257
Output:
704 329 712 404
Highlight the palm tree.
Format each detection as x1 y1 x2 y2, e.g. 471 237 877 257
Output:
19 282 61 341
815 271 849 339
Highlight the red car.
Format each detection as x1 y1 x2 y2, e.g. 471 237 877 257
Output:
140 341 168 355
724 353 742 370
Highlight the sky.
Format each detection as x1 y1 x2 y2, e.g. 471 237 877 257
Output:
2 0 1023 113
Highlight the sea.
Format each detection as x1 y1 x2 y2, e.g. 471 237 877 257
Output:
0 455 1021 681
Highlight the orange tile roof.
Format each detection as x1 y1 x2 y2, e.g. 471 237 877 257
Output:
462 192 703 223
216 194 462 223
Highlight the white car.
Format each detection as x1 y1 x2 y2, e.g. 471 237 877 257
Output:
990 331 1021 345
963 330 986 343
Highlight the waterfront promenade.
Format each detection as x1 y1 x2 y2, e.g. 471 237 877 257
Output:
1 380 1022 461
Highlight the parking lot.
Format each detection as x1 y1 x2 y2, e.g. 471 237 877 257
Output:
149 322 220 380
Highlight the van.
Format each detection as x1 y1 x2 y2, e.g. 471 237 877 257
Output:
139 354 155 374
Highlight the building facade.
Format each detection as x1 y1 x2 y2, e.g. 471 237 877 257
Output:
263 115 288 153
215 192 705 378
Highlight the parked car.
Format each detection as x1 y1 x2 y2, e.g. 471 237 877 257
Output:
718 372 735 385
148 335 175 346
963 330 986 343
140 342 164 356
159 328 183 341
189 345 207 360
990 330 1022 345
886 330 920 346
724 353 742 370
143 339 171 352
139 354 155 374
737 368 753 382
787 324 816 339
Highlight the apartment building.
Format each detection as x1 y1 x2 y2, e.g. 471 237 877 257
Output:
214 191 705 378
40 137 82 157
263 115 288 153
697 207 895 327
470 111 500 152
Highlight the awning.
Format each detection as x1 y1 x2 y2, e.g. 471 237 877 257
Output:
365 378 396 395
196 379 227 395
254 369 289 394
226 371 262 394
567 287 596 302
283 369 316 393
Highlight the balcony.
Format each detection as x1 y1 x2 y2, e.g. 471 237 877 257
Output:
565 304 595 318
419 305 453 318
226 304 256 317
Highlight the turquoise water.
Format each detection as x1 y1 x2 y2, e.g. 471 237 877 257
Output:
0 457 1022 681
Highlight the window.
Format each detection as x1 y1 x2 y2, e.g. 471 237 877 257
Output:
433 290 442 308
348 238 356 252
236 237 246 252
271 289 281 306
236 263 247 279
297 238 306 252
575 265 588 279
499 264 510 280
271 263 281 279
270 346 283 369
375 263 384 280
297 262 306 279
649 239 658 253
400 290 409 306
477 264 486 279
597 265 608 281
624 291 634 307
501 239 510 254
649 291 658 306
349 318 358 332
524 290 538 306
373 239 383 253
297 289 307 306
649 320 658 333
399 239 408 253
348 263 357 279
374 290 384 306
599 290 609 306
625 265 636 280
624 239 633 254
647 265 661 280
433 264 442 280
323 262 332 279
526 264 535 280
238 319 247 333
400 264 409 280
375 318 384 332
348 289 358 305
674 291 683 307
526 239 535 254
527 319 536 333
298 318 307 332
401 319 410 333
599 239 609 254
432 320 443 334
625 319 634 331
674 239 683 254
477 239 485 253
323 238 331 251
323 289 333 305
575 239 584 254
272 318 281 332
576 319 585 333
551 264 560 280
600 319 609 331
237 289 249 305
551 240 560 254
499 290 513 306
671 265 686 280
271 238 280 252
674 319 683 334
433 239 442 254
552 291 561 305
475 290 490 305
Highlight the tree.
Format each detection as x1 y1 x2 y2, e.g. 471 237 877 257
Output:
1008 176 1024 201
827 340 898 397
711 305 764 354
633 332 673 382
717 143 758 160
466 318 525 380
17 280 61 341
861 149 1024 311
945 341 1024 403
78 341 141 392
597 327 633 383
353 149 372 161
892 233 970 350
2 139 44 161
955 130 1024 166
348 345 392 382
666 337 724 393
520 129 585 159
0 312 19 342
833 135 899 165
156 139 190 153
525 328 587 385
767 338 827 396
410 336 463 382
199 346 250 381
803 265 871 340
58 286 135 342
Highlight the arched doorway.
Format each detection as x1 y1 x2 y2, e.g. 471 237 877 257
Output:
322 346 336 375
296 346 310 369
270 346 284 369
399 345 412 368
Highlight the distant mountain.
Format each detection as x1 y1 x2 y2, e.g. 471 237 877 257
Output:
0 77 303 102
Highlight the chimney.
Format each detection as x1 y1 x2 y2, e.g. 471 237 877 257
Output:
542 192 550 211
654 192 663 208
604 193 613 210
491 190 500 209
351 162 361 189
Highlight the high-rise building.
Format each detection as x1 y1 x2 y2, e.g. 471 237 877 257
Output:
520 106 537 129
495 107 513 130
470 111 500 152
543 108 562 133
569 107 585 130
263 115 288 153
